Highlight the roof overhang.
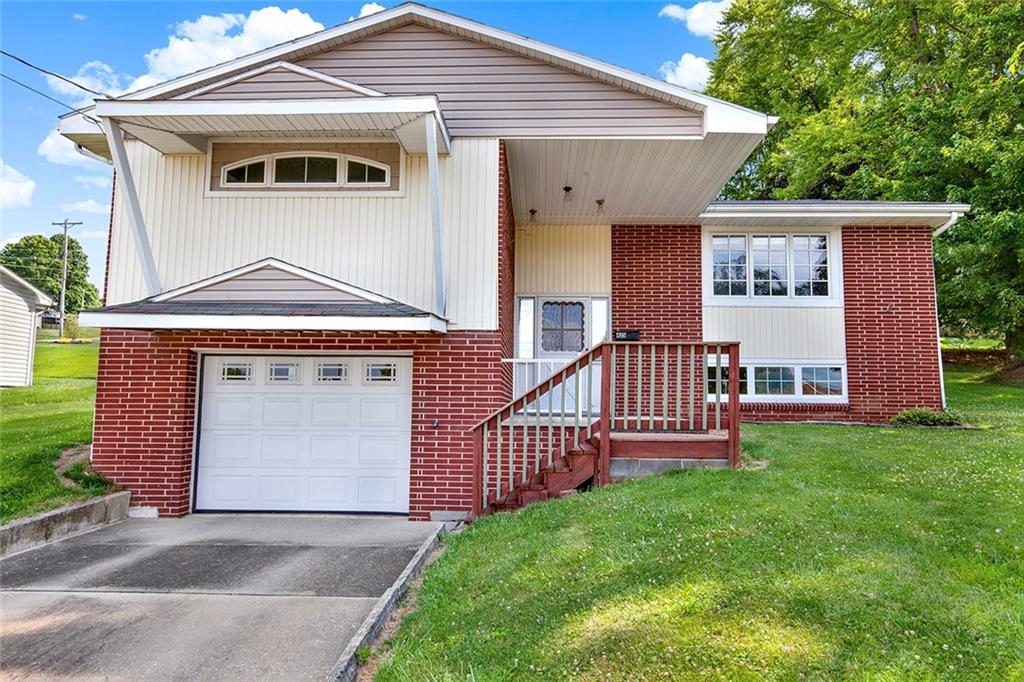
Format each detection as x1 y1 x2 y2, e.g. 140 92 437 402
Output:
78 310 448 332
698 201 971 232
61 96 452 159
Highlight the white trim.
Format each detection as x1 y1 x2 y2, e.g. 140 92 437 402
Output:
176 61 386 100
102 118 162 295
95 95 446 119
701 226 845 308
701 202 971 229
107 4 771 134
151 257 393 304
218 152 391 189
0 266 53 307
192 349 415 357
79 311 448 332
425 113 445 316
516 294 611 360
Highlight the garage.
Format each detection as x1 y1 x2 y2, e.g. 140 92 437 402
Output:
194 355 412 513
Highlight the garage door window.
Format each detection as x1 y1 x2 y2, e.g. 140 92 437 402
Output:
317 362 350 383
220 362 252 383
267 362 300 384
365 362 398 383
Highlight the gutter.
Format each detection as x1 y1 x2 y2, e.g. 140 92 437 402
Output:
75 144 112 166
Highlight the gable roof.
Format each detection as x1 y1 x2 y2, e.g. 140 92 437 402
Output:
151 257 395 304
0 265 53 308
177 61 386 100
97 3 771 135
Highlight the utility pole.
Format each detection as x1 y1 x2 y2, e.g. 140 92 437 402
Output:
52 218 82 338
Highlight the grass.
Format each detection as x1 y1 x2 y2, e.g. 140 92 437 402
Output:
375 367 1024 680
0 338 104 523
941 336 1005 351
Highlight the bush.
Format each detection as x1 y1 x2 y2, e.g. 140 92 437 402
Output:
891 408 965 427
64 314 80 340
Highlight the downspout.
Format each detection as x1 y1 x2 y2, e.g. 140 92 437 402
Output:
75 144 113 166
932 211 961 409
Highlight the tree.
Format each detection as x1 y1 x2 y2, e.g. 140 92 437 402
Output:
0 234 101 314
706 0 1024 371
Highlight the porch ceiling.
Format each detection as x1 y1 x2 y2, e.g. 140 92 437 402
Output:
504 134 764 225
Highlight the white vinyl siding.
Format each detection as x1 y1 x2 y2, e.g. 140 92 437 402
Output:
107 138 499 329
0 280 41 387
703 306 847 360
514 225 611 296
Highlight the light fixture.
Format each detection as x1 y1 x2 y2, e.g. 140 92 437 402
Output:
528 208 537 224
562 185 573 202
595 198 605 216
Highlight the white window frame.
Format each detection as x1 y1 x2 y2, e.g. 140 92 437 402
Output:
207 138 403 198
702 227 844 307
515 295 611 360
706 356 848 404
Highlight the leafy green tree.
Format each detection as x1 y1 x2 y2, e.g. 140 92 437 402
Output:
0 234 101 314
706 0 1024 370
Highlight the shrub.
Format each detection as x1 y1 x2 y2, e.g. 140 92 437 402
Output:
64 314 80 340
891 408 965 427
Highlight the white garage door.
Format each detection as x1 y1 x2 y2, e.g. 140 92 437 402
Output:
195 355 412 513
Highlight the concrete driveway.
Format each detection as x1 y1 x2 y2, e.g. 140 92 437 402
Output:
1 515 441 681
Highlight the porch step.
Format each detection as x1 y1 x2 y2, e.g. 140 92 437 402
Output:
601 430 729 459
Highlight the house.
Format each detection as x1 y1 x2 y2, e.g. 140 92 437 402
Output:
1 265 53 387
61 3 967 521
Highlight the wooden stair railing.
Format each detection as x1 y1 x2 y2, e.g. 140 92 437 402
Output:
470 341 741 518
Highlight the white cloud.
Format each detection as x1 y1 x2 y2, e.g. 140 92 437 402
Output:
38 128 106 168
74 175 111 189
658 1 733 38
659 53 712 91
349 3 385 21
1 160 37 208
1 232 31 247
72 12 87 21
61 199 109 214
80 229 108 239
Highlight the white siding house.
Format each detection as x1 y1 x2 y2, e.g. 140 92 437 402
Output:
0 266 52 387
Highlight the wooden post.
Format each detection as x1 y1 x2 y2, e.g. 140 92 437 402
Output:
471 424 484 517
598 344 612 486
727 343 741 468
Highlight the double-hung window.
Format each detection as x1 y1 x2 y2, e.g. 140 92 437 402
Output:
709 231 835 302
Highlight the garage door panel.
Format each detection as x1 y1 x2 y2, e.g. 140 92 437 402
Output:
308 435 357 467
310 397 356 427
260 434 304 465
196 355 411 513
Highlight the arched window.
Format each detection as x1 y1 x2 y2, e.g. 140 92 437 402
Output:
219 152 392 189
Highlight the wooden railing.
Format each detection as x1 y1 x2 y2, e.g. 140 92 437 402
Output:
471 341 740 516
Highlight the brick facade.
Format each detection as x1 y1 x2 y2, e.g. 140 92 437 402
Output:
92 329 507 519
610 225 703 341
841 225 943 421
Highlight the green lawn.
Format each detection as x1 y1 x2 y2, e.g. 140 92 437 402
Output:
0 339 104 523
375 367 1024 680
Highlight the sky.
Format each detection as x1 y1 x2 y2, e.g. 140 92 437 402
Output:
0 0 730 291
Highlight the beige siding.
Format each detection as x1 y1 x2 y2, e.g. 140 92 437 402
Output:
703 306 847 360
295 25 703 137
210 141 401 192
174 266 366 302
0 279 38 386
191 66 367 100
108 138 499 329
514 225 611 295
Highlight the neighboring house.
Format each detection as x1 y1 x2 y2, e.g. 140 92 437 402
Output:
0 266 53 387
61 3 967 520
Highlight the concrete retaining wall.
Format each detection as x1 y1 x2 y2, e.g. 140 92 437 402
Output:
609 458 727 481
0 491 131 557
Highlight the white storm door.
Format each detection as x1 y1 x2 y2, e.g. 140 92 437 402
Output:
194 355 412 513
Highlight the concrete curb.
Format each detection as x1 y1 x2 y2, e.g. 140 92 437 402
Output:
0 491 131 558
328 523 444 682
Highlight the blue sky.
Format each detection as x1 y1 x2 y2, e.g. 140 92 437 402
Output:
0 0 726 290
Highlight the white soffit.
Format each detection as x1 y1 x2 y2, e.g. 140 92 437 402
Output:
505 134 764 224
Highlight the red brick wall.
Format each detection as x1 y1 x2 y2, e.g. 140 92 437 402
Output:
497 141 515 398
841 225 943 422
93 329 507 519
610 225 703 341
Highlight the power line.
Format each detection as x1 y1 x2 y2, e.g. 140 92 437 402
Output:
1 73 81 112
0 49 112 98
